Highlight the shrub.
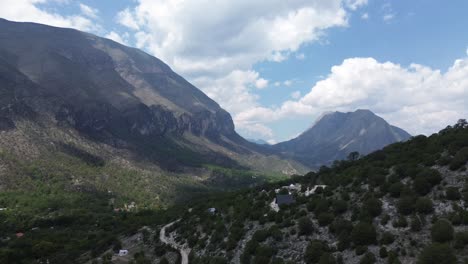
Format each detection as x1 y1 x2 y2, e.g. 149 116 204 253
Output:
304 240 328 264
317 213 334 227
431 219 454 243
417 243 456 264
351 222 376 246
298 217 314 236
446 187 461 200
415 197 433 214
379 247 388 258
333 200 348 214
363 197 382 217
413 177 432 196
359 252 376 264
454 231 468 249
380 232 395 245
397 196 415 215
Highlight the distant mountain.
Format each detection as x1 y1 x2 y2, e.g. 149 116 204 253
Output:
247 138 270 145
0 19 306 206
273 109 411 167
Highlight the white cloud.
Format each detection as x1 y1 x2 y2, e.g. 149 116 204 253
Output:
344 0 368 10
291 91 301 99
116 0 354 140
0 0 100 32
105 31 130 45
361 13 369 20
255 78 269 89
274 81 281 87
235 57 468 139
284 80 293 86
79 3 98 19
116 8 140 30
296 53 306 60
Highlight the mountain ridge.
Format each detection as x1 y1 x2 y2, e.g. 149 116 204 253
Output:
273 109 411 168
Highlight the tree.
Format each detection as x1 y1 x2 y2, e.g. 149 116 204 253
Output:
417 243 456 264
305 240 328 264
363 197 382 217
446 187 461 200
298 217 314 236
397 196 415 215
431 219 454 243
351 222 376 246
359 252 376 264
413 177 432 196
415 197 433 214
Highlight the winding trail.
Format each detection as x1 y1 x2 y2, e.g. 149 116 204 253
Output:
160 220 190 264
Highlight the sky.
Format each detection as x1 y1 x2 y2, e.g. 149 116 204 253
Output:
1 0 468 143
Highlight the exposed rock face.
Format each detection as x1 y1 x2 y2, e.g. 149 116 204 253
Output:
273 109 411 167
0 19 235 142
0 19 307 175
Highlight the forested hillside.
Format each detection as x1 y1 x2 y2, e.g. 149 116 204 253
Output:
157 120 468 264
1 119 466 263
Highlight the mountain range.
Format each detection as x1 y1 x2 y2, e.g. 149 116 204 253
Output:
0 19 409 205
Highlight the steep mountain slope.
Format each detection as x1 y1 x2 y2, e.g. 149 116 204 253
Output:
0 19 306 206
274 109 411 168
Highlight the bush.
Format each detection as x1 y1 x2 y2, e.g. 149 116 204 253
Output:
415 197 433 214
359 252 376 264
332 200 348 214
380 232 395 245
351 222 376 246
431 219 454 243
397 196 415 215
389 183 404 198
417 243 456 264
446 187 461 200
317 213 334 227
413 177 432 196
298 217 314 236
363 198 382 217
379 247 388 258
304 240 328 264
454 231 468 249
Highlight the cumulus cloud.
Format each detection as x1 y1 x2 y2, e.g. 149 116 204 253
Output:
0 0 100 32
255 78 269 89
344 0 368 10
79 3 98 19
115 0 356 140
235 57 468 139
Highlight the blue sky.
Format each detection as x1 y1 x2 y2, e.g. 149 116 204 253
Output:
2 0 468 143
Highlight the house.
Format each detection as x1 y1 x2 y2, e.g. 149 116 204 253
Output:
275 194 295 206
208 208 217 214
118 249 129 256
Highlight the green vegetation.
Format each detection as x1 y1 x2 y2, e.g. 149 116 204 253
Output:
1 120 467 263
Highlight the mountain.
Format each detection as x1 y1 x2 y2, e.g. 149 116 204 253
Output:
273 109 411 168
247 138 270 145
0 19 306 206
